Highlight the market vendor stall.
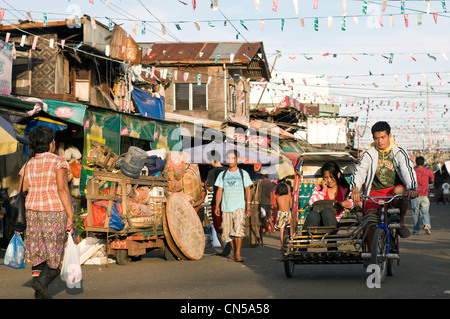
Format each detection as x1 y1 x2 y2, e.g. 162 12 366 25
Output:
83 143 206 265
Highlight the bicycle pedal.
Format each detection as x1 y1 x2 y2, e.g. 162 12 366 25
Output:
387 208 400 214
388 223 401 229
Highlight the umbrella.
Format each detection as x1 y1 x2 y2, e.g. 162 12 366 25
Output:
183 142 280 165
0 116 27 156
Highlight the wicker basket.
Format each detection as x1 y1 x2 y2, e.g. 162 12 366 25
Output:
129 198 165 229
130 215 161 229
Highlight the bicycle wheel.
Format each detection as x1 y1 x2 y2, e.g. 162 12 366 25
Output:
387 232 398 276
371 228 387 283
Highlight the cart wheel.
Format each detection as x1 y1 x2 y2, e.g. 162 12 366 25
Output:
284 259 295 278
283 228 295 278
164 244 178 261
371 228 387 283
116 249 130 265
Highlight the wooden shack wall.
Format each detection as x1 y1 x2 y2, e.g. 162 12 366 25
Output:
161 65 250 122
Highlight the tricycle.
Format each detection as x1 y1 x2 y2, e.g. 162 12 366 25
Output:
281 152 404 282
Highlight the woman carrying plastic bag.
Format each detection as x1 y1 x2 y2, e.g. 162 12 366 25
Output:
60 233 82 289
3 233 26 269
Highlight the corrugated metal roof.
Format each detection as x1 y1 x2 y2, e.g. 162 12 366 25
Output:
140 42 264 65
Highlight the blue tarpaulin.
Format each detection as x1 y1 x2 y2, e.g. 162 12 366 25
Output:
131 87 165 120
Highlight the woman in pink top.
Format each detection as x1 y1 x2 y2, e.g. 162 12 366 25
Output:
18 126 74 299
303 162 354 228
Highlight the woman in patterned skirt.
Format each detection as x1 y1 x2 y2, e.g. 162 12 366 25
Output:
18 125 74 299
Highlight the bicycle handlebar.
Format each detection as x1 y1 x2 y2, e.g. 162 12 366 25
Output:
361 193 405 205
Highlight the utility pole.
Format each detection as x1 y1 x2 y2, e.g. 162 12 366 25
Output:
255 51 280 110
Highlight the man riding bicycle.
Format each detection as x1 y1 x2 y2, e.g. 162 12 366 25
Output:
349 121 417 248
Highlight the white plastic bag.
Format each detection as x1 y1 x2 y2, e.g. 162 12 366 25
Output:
60 233 82 288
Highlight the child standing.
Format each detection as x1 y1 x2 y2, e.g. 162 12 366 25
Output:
274 182 292 249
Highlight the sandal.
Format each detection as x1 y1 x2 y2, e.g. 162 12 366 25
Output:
227 256 237 262
234 257 244 262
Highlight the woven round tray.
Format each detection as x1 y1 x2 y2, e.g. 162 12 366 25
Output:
165 192 205 260
162 211 188 260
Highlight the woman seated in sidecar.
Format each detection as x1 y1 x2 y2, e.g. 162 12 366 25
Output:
303 161 355 228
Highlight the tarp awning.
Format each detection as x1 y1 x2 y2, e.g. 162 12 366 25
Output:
182 142 279 165
0 116 19 155
131 87 165 120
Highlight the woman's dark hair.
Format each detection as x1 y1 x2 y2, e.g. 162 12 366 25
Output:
275 182 289 196
28 126 55 154
321 161 350 189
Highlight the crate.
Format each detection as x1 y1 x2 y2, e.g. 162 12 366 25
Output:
85 141 119 171
85 170 168 234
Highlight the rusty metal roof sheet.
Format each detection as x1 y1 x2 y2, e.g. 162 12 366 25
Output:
140 42 265 65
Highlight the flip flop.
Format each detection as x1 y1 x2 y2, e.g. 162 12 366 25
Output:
227 257 237 262
234 257 244 262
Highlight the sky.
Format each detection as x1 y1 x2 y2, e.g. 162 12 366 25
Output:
2 0 450 151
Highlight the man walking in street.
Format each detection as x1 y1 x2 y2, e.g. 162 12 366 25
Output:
411 156 434 235
350 121 417 251
206 150 231 256
259 174 275 234
215 149 253 262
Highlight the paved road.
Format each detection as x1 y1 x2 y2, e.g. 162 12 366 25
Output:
1 202 449 304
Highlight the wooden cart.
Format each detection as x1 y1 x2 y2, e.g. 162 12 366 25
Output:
85 170 176 264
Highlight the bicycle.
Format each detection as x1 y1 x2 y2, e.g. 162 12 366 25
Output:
360 194 405 283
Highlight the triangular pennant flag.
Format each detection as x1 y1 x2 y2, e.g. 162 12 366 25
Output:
273 0 278 12
240 20 248 30
32 36 38 50
260 19 265 31
193 21 200 30
433 12 438 24
20 35 26 47
378 15 383 27
299 18 305 27
293 0 299 14
132 20 136 36
404 14 409 28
